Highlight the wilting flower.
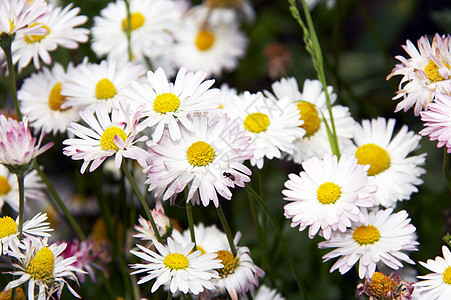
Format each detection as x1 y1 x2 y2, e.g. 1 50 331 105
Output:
61 239 100 283
357 271 414 300
134 201 173 242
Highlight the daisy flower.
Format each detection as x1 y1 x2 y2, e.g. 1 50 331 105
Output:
283 153 377 240
225 91 305 168
11 3 89 72
265 77 356 164
18 62 81 135
63 100 151 173
357 271 414 300
0 212 52 255
91 0 181 64
60 239 101 283
351 118 426 208
171 223 229 254
414 245 451 299
244 285 285 300
0 0 48 36
4 236 84 300
171 13 248 77
62 58 145 112
318 208 419 279
205 83 238 112
134 201 173 242
387 33 451 116
130 237 222 295
122 67 219 142
145 112 253 207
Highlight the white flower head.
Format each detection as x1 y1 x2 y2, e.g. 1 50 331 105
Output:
0 0 48 36
134 201 173 241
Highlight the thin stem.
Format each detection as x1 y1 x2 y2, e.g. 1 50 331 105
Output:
216 202 237 257
16 173 24 239
33 160 86 240
121 160 162 243
186 200 197 251
123 0 133 61
0 35 21 121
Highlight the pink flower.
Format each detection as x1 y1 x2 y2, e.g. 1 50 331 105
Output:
134 201 173 242
420 92 451 152
61 239 101 283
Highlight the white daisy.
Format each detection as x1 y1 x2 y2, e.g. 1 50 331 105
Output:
18 62 81 135
244 285 285 300
414 245 451 299
0 0 48 36
283 153 377 240
122 67 219 142
145 112 253 207
351 118 426 208
11 3 89 72
318 208 419 279
130 237 222 295
265 77 356 164
63 100 151 173
4 236 84 300
62 58 145 112
171 223 229 254
225 91 305 169
205 83 238 112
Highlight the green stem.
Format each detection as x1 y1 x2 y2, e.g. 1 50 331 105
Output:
123 0 133 61
16 173 24 239
216 202 237 257
186 200 197 251
0 34 21 121
33 160 86 240
246 185 307 299
121 160 162 243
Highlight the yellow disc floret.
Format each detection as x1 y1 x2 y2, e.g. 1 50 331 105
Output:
48 82 68 111
163 253 189 270
26 247 55 281
0 287 25 300
243 112 270 133
297 101 321 137
153 93 181 114
355 143 391 176
367 272 396 298
186 141 215 167
95 78 117 100
122 12 145 31
216 250 239 278
100 126 127 151
195 30 216 51
317 182 341 204
443 266 451 284
424 60 450 83
0 176 11 195
0 216 17 239
24 24 50 43
353 225 381 245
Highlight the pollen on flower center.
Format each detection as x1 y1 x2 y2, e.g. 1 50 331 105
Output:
353 224 381 245
24 24 50 43
216 250 239 277
48 82 69 111
355 143 391 176
195 30 216 51
424 60 450 83
297 101 321 137
0 287 25 300
163 253 189 270
122 12 145 31
317 182 341 204
0 216 17 239
95 78 117 100
153 93 181 114
0 176 11 195
443 266 451 284
100 126 127 151
243 112 270 133
26 247 55 281
186 141 215 167
367 272 396 297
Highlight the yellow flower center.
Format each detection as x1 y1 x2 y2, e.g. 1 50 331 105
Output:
153 93 181 114
216 250 239 278
24 24 50 43
353 225 381 245
297 101 321 137
26 247 55 281
0 216 17 239
317 182 341 204
48 82 69 111
186 141 215 167
100 126 127 151
195 30 216 51
243 112 270 133
0 176 11 195
424 60 450 83
0 287 25 300
367 272 396 298
163 253 189 270
355 143 391 176
443 266 451 284
95 78 117 100
122 12 145 31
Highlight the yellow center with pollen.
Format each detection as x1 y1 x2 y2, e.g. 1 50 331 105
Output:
297 101 321 137
24 24 50 43
355 143 391 176
95 78 117 100
48 82 69 111
186 141 215 167
317 182 341 204
26 247 55 281
0 216 17 239
163 253 189 270
424 60 451 83
367 272 396 298
0 176 11 195
195 30 215 51
0 287 25 300
100 126 127 151
243 112 270 133
353 225 381 245
153 93 181 114
216 250 239 278
443 266 451 284
122 12 145 31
